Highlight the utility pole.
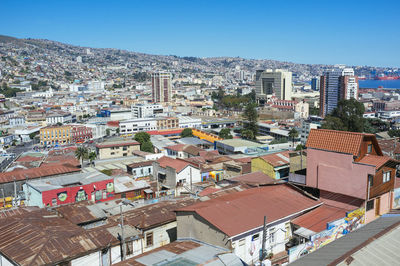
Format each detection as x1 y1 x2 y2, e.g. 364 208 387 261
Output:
120 204 126 261
260 216 267 263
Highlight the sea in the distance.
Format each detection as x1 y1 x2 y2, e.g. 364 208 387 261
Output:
359 79 400 89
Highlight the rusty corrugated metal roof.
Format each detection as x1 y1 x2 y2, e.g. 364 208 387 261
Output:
177 184 321 237
110 198 197 230
0 208 112 265
0 163 81 184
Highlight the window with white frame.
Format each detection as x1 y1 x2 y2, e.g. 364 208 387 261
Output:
383 171 391 183
269 227 275 244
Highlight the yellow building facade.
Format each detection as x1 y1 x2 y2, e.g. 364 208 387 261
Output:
40 125 72 146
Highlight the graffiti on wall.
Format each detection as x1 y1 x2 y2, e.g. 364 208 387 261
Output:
57 191 68 202
394 188 400 209
289 207 365 262
75 189 88 202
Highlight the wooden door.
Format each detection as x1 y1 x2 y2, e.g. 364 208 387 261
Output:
375 197 380 216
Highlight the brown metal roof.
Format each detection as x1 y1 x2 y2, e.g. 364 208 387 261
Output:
109 198 197 230
292 205 348 233
127 160 155 168
177 184 321 237
0 163 81 184
0 208 112 265
55 202 106 225
230 171 276 186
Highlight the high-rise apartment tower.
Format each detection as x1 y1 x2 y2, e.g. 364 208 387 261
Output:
152 72 171 103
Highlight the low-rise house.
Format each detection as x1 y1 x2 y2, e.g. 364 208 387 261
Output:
152 156 201 195
23 171 115 207
176 184 321 264
0 208 122 265
108 198 197 255
251 151 290 180
114 176 153 200
215 139 264 155
126 160 154 178
165 144 205 158
0 163 80 198
305 129 399 223
96 139 140 159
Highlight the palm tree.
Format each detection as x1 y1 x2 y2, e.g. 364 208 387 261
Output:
88 151 97 166
75 147 88 167
289 128 299 148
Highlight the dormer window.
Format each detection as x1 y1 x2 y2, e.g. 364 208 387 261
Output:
367 144 372 154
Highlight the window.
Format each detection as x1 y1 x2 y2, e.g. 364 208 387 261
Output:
269 228 275 244
368 174 373 187
366 199 374 211
126 242 133 255
146 232 153 247
285 222 291 239
238 239 245 247
367 144 372 153
135 190 141 196
123 146 127 151
383 171 391 183
52 198 57 206
252 234 259 241
110 152 115 155
102 190 107 199
123 153 127 157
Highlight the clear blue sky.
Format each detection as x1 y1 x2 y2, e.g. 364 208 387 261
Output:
2 0 399 67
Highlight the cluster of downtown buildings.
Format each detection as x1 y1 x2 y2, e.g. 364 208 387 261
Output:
0 37 400 266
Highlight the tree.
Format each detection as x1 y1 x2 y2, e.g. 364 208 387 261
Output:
75 147 88 167
56 122 63 126
295 144 306 151
141 141 154 153
309 106 319 116
219 128 233 139
242 103 258 139
388 129 400 138
269 138 288 145
106 128 111 136
29 132 37 139
323 99 365 132
116 128 120 134
134 132 151 144
241 129 254 140
288 128 299 147
88 151 97 165
180 128 193 138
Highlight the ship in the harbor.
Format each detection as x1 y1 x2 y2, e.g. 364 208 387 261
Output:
373 74 400 80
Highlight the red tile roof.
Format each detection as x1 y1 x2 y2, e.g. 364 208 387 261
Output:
157 156 195 173
176 184 321 237
291 205 348 233
357 154 392 170
258 151 290 167
306 129 374 156
0 163 80 184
